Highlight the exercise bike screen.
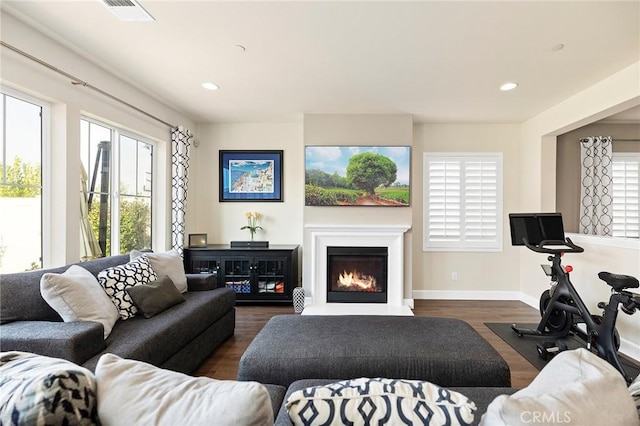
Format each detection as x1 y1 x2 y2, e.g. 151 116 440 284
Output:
509 213 565 246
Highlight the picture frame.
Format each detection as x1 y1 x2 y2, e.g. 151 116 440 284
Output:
219 150 283 202
188 233 208 247
305 146 410 207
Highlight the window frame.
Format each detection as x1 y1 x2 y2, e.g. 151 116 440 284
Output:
0 87 50 271
423 152 503 252
80 116 155 256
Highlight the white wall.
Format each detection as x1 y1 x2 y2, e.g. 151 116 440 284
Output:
188 122 304 281
1 11 195 266
302 114 414 301
519 61 640 358
412 123 522 298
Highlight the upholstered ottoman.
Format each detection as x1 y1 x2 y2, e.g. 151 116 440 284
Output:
237 315 510 388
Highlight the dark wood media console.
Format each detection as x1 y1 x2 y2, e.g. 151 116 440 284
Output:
183 244 299 303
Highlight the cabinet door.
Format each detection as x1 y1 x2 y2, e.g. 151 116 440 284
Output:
190 257 221 275
255 257 287 297
222 258 252 296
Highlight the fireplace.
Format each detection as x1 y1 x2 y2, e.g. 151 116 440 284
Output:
303 224 413 316
327 246 388 303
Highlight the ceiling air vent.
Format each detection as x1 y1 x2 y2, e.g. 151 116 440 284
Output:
102 0 155 22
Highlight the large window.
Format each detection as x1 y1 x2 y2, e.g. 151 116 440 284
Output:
612 152 639 238
81 118 153 258
423 153 503 251
0 91 48 273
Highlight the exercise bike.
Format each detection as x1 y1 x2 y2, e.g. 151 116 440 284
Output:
509 213 640 384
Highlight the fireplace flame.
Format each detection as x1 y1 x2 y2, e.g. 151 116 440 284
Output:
338 270 376 291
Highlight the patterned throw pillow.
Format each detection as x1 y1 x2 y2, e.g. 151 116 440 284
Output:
98 255 157 320
0 352 98 426
286 377 477 425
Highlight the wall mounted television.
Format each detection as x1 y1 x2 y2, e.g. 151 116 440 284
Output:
304 145 410 207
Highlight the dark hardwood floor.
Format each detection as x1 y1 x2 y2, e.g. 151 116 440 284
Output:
193 299 542 388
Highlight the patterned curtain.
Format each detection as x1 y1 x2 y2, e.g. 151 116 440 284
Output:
171 126 192 252
579 136 613 236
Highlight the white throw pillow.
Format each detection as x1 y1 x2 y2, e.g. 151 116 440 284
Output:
286 377 477 425
480 348 638 426
40 265 119 338
131 249 188 293
95 354 273 426
97 256 157 320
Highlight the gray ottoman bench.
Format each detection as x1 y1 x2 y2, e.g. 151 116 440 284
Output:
238 315 510 388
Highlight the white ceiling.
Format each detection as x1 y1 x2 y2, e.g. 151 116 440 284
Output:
2 1 639 124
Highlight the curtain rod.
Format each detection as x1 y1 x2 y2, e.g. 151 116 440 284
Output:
0 40 175 128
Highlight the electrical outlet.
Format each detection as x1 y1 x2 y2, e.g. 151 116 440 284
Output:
451 272 458 281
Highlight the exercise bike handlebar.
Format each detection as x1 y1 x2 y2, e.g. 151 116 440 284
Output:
522 237 584 255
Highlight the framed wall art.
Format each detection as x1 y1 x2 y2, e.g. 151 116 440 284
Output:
219 150 283 202
305 146 410 206
187 233 208 247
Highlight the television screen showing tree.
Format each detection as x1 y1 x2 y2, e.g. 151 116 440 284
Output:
304 146 410 206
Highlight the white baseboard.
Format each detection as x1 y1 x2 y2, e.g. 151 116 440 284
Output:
412 290 523 300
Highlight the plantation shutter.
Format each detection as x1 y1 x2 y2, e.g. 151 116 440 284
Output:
423 153 503 251
464 160 499 242
611 153 639 238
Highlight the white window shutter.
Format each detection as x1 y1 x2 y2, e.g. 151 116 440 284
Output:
426 160 460 242
612 153 640 238
424 153 503 251
464 160 498 242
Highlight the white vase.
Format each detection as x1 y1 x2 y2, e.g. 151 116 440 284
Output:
292 286 305 313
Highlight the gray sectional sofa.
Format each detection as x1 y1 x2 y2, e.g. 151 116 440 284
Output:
0 254 235 373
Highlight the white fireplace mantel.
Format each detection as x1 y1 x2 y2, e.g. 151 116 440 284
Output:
303 224 413 316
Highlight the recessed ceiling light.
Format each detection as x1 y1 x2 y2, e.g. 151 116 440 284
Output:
202 82 219 91
500 82 518 91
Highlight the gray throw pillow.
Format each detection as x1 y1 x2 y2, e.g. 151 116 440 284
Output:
126 275 185 318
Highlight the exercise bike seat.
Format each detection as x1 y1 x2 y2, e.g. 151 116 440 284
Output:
598 271 639 291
